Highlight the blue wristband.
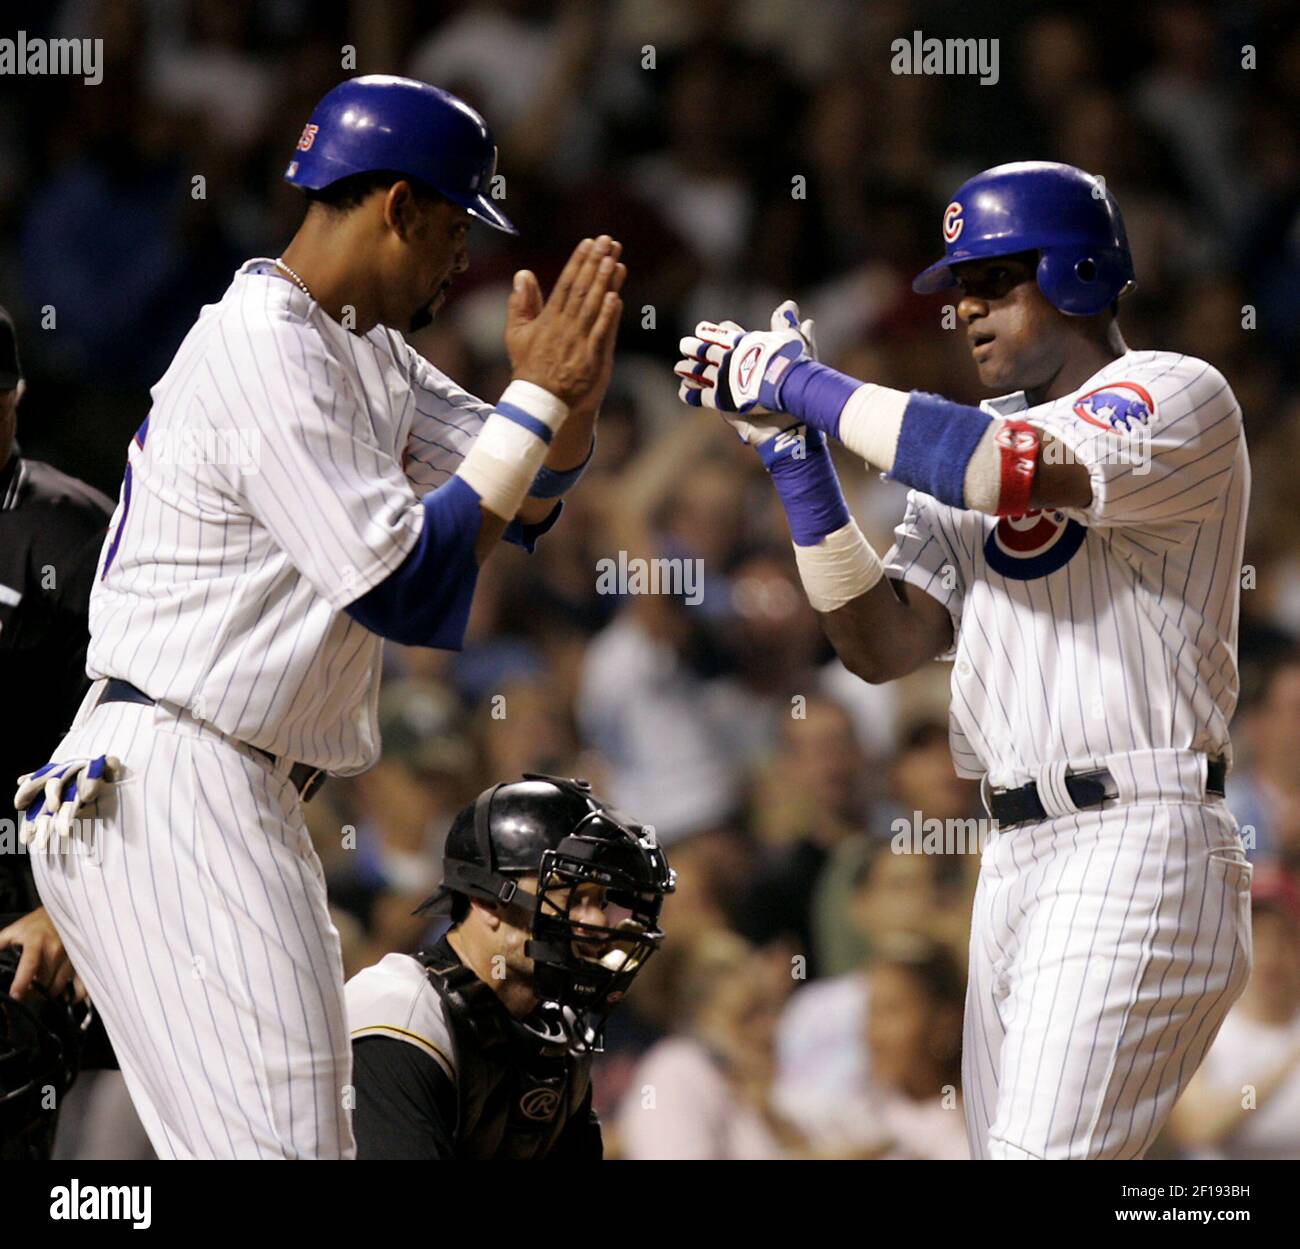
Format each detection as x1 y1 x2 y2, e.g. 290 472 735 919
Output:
503 500 564 552
758 425 851 547
892 392 992 508
529 437 595 499
778 361 861 441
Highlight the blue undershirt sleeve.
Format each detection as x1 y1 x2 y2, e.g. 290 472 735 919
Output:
343 476 482 650
502 500 563 552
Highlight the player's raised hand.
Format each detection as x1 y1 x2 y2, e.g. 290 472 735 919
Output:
505 235 626 409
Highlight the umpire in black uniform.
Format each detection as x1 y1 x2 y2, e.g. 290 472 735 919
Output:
345 775 674 1159
0 306 114 915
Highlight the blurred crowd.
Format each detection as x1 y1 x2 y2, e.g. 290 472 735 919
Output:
8 0 1298 1160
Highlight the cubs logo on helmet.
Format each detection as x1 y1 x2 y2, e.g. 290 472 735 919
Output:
1073 381 1154 432
984 509 1086 581
283 76 519 235
912 162 1136 316
943 201 964 242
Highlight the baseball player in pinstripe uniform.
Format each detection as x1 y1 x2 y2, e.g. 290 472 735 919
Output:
676 162 1252 1158
12 76 626 1159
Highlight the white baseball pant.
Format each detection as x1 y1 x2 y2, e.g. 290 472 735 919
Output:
29 695 354 1159
963 752 1253 1159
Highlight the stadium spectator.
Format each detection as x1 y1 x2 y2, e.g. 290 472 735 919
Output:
1166 868 1300 1159
1227 653 1300 868
325 681 476 965
615 930 803 1159
734 694 871 975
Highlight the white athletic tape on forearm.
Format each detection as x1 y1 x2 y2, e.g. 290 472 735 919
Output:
835 383 909 472
455 380 569 520
792 518 884 613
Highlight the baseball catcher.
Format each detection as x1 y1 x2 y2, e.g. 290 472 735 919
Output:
346 775 674 1159
0 917 110 1160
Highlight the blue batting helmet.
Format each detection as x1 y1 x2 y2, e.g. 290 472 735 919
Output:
283 75 517 235
912 161 1134 316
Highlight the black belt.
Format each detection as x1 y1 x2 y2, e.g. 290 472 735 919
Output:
100 679 327 802
985 756 1226 829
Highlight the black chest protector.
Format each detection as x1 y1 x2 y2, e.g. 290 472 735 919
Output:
415 945 593 1160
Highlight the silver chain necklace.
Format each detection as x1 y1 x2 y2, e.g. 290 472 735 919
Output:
273 257 314 301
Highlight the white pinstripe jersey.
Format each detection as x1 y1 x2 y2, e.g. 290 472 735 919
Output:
87 259 493 773
884 350 1250 788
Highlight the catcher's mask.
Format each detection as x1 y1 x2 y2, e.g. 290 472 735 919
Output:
415 775 675 1053
0 944 92 1146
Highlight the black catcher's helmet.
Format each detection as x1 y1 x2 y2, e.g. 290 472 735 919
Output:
415 775 675 1051
0 942 91 1155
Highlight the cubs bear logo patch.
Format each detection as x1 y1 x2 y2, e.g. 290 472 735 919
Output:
984 509 1086 580
1073 381 1154 432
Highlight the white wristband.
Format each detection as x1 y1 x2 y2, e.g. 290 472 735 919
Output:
836 383 910 471
455 380 569 520
792 519 884 613
496 379 569 437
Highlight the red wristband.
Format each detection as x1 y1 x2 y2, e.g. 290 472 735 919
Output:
994 420 1040 517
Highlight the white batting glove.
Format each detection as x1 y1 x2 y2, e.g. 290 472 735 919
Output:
14 755 122 850
771 298 819 360
676 319 787 444
675 302 817 444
